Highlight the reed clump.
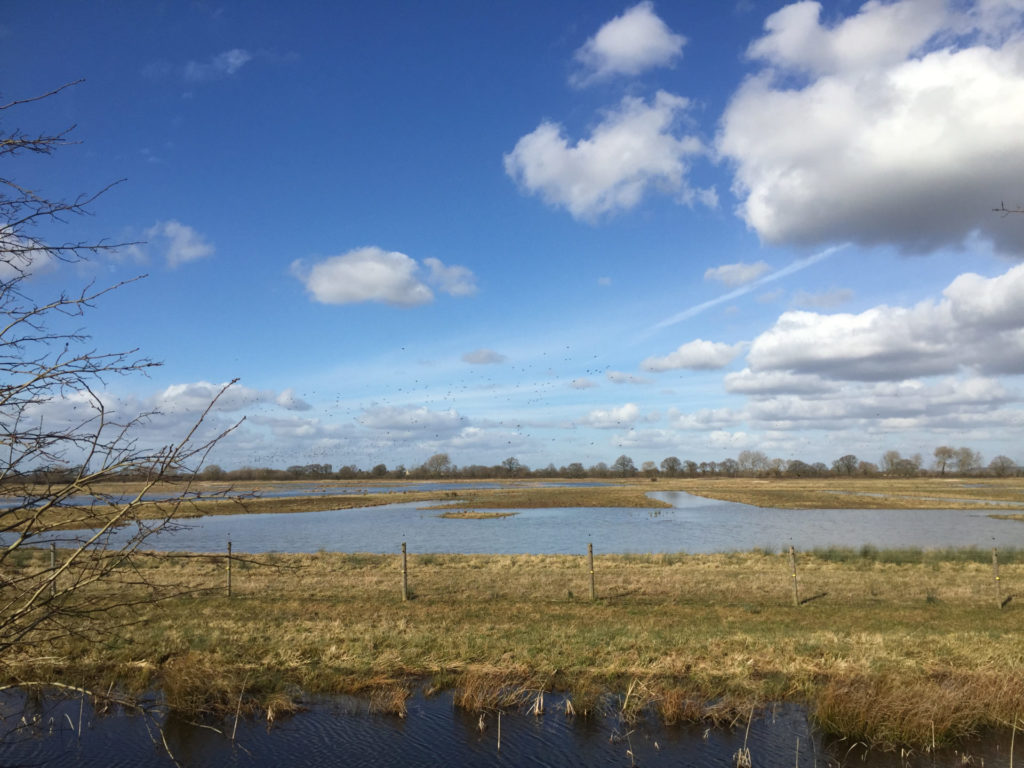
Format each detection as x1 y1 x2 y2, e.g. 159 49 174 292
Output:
813 670 1024 748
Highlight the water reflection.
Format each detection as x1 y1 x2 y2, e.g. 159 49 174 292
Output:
22 491 1024 555
0 690 1012 767
0 480 614 509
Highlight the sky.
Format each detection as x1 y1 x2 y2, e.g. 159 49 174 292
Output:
3 0 1024 472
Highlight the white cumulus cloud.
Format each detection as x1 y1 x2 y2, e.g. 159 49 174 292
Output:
642 339 745 371
0 228 56 280
146 220 214 267
275 388 311 411
504 91 706 220
572 2 686 84
292 247 476 307
153 381 275 414
747 262 1024 381
583 403 641 428
719 0 1024 254
424 257 477 296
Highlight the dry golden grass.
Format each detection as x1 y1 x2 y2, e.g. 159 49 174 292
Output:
5 547 1023 748
667 476 1024 510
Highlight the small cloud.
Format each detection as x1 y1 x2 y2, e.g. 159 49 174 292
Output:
292 246 475 307
757 289 785 303
462 348 507 365
642 339 745 371
0 228 57 280
145 220 214 267
570 378 598 389
598 276 612 286
704 260 770 287
139 147 163 164
184 48 253 81
276 388 311 411
792 288 853 309
606 370 649 385
424 257 477 296
583 402 641 428
572 2 686 85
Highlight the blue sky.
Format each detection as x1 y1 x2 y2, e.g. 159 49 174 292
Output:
4 0 1024 471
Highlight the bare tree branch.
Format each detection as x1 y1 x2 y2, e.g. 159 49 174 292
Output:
0 85 240 681
993 201 1024 216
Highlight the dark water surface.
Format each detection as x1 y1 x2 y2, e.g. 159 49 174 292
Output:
26 490 1024 555
0 691 1013 768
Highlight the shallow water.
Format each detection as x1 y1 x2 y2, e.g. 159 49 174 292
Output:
23 490 1024 555
0 690 1013 768
0 480 613 509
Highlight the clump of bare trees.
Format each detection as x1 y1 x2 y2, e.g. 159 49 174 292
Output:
0 85 236 667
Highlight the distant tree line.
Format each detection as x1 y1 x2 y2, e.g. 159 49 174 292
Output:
15 445 1019 486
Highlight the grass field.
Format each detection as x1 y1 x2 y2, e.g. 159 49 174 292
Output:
5 546 1023 749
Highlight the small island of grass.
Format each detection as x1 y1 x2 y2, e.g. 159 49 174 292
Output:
438 509 518 519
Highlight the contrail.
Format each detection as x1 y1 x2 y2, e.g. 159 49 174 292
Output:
648 244 848 333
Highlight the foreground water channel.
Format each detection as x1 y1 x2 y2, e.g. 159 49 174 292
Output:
1 690 1015 768
34 488 1024 554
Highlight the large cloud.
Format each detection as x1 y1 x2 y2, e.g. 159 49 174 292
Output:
718 0 1024 254
746 262 1024 381
154 381 293 414
572 2 686 84
292 247 475 307
504 91 707 220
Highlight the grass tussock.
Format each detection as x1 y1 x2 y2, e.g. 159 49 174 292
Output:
813 671 1024 748
368 684 411 717
452 670 537 711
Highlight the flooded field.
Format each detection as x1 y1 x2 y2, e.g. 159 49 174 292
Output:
23 490 1024 555
1 689 1015 768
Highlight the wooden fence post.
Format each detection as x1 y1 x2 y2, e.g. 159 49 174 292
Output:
50 542 56 598
789 546 799 607
993 547 1001 609
588 543 596 601
226 539 232 598
401 542 409 602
